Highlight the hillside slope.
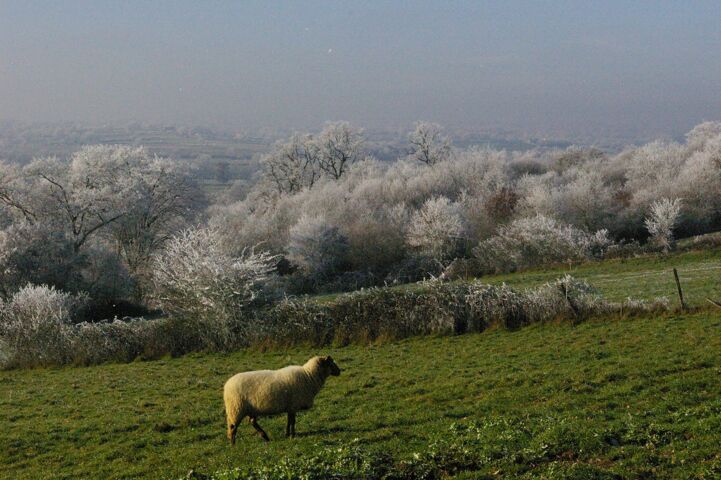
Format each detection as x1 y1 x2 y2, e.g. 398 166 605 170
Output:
2 310 721 479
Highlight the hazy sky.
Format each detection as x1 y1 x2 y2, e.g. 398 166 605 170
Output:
1 1 720 138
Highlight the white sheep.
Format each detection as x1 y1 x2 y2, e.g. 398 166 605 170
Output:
223 355 341 443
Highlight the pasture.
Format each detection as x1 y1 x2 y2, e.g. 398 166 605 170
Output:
2 307 721 478
483 249 721 306
312 248 721 308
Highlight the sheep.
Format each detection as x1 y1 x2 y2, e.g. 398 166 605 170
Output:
223 355 341 444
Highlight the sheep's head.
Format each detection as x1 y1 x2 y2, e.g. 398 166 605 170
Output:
320 355 341 377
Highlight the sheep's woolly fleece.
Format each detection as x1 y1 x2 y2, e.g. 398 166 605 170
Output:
224 356 340 441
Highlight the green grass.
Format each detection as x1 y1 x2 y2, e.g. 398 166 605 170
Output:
313 248 721 307
3 249 721 478
482 248 721 306
3 310 721 479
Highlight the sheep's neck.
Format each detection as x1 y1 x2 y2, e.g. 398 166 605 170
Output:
303 367 327 393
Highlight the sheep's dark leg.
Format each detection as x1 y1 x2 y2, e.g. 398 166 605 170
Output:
286 412 296 438
250 417 270 442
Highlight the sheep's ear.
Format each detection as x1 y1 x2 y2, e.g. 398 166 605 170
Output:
322 355 331 363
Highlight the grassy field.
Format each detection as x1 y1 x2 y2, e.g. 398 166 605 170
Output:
2 250 721 479
482 249 721 306
312 248 721 308
2 309 721 479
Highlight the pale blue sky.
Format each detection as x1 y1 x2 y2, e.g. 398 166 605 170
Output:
1 1 719 138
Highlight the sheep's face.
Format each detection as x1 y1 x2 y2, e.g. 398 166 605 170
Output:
321 356 341 376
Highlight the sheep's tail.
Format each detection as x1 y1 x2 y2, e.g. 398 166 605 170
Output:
224 390 245 445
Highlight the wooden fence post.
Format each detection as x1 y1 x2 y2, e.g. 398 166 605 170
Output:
673 268 687 311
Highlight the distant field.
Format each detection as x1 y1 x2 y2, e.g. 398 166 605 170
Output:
313 248 721 307
482 249 721 306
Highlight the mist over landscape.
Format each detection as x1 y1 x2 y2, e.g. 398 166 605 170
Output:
2 1 720 180
2 1 720 142
3 2 721 479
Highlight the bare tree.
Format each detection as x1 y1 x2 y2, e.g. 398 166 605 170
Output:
316 122 364 180
0 146 202 301
259 123 363 194
0 162 36 223
408 121 451 166
261 134 321 194
21 148 137 252
109 156 204 299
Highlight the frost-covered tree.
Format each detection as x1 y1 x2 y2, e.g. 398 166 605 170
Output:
623 141 686 213
151 226 276 344
406 196 463 266
25 147 141 252
109 155 203 298
473 215 612 273
408 121 452 166
0 221 133 307
551 168 621 232
1 146 200 255
0 284 89 366
208 120 721 291
261 134 322 194
287 214 349 278
645 198 682 252
676 133 721 231
0 162 35 223
685 121 721 151
257 122 363 195
0 222 82 297
0 146 201 302
316 121 364 180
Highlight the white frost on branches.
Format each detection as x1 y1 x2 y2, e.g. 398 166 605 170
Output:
408 121 452 166
406 196 462 265
288 214 349 277
473 215 612 272
645 198 682 252
151 226 276 320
